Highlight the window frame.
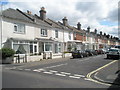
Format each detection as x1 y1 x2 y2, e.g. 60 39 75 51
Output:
44 42 52 52
69 32 71 40
41 29 48 37
54 43 62 53
14 23 25 34
55 30 58 38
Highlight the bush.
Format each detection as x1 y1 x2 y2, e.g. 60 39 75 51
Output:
0 48 15 59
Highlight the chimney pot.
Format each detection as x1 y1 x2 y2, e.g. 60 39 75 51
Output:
94 29 97 34
104 33 106 36
100 31 102 35
27 10 32 15
87 26 90 33
77 22 81 30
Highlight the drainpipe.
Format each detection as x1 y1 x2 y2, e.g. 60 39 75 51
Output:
63 28 65 58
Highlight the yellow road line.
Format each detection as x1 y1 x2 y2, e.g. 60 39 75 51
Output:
86 60 118 86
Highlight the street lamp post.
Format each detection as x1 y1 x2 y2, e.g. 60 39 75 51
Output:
0 4 2 49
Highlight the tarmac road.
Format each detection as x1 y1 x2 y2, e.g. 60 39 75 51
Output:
2 54 119 88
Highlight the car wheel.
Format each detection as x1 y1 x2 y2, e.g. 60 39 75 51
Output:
81 55 83 58
73 56 76 58
107 55 109 59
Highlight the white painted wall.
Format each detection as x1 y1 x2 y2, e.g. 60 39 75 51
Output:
2 20 35 45
34 27 53 40
51 29 64 42
64 30 73 42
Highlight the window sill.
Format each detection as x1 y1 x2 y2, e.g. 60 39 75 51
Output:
13 32 25 34
41 35 48 37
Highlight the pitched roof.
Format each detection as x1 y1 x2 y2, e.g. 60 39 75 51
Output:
58 21 73 31
33 14 51 27
2 8 34 23
2 8 51 28
58 21 85 34
45 18 63 29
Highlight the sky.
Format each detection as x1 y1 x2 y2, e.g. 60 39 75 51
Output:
0 0 119 38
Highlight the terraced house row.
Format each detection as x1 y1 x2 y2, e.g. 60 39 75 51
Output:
1 7 120 62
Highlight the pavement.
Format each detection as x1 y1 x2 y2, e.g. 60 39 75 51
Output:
92 59 120 87
2 57 72 68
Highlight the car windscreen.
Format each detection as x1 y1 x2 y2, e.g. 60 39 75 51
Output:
109 49 119 52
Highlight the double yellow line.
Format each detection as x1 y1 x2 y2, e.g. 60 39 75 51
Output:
86 60 118 86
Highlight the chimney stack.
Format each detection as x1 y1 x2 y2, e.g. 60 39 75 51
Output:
39 7 46 20
111 36 113 39
77 22 81 30
87 26 90 33
94 29 97 34
100 31 102 35
104 33 106 36
62 17 68 26
106 34 110 38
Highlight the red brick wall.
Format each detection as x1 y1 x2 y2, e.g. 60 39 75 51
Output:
83 36 86 41
76 34 83 41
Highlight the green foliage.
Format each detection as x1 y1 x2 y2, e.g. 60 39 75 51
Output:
0 48 15 59
64 51 72 53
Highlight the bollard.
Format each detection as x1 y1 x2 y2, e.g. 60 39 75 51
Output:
18 54 20 63
25 54 27 63
50 52 52 59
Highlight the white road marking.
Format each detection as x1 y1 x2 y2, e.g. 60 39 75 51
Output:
74 74 85 78
55 73 66 76
43 71 53 74
60 72 71 75
49 70 58 73
44 63 67 69
84 78 93 81
69 76 80 79
24 69 31 71
33 69 41 72
94 72 106 82
17 68 23 71
33 68 46 72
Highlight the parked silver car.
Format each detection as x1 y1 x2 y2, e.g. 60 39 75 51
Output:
107 48 120 59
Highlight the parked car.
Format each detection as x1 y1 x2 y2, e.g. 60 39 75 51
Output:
72 50 84 58
85 50 94 56
107 48 120 59
81 50 89 57
91 50 98 55
115 45 120 49
95 49 104 54
72 50 89 58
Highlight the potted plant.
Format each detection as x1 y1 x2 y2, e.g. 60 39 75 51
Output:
0 48 15 64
